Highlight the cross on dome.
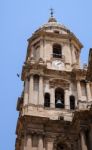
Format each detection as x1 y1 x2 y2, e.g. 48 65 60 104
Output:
50 8 54 18
48 8 57 22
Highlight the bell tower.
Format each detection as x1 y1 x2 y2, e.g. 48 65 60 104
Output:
15 14 92 150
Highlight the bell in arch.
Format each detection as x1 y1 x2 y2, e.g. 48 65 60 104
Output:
56 99 63 108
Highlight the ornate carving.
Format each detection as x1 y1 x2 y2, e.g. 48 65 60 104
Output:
49 78 70 89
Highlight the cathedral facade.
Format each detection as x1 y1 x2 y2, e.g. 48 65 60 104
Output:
15 15 92 150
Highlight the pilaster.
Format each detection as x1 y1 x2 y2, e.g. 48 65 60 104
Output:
80 130 88 150
65 88 70 109
24 79 29 106
26 135 32 150
50 85 55 108
88 124 92 150
20 138 24 150
29 75 34 104
86 82 91 101
77 80 82 100
46 138 53 150
39 76 44 106
40 39 44 58
72 45 76 65
38 135 43 150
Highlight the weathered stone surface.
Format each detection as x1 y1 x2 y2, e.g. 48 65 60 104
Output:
15 16 92 150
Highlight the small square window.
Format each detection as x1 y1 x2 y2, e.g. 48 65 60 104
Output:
54 30 60 34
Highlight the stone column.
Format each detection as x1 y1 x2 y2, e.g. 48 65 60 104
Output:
50 85 55 108
77 138 81 150
86 82 91 101
65 88 70 109
29 75 34 104
80 131 88 150
24 79 29 106
26 135 32 150
31 46 34 57
77 80 82 100
39 76 44 106
46 138 53 150
23 137 27 150
20 138 25 150
38 135 43 150
88 125 92 150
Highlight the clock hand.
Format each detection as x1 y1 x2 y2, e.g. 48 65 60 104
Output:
57 62 61 65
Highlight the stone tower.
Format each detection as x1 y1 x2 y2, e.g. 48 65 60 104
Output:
15 14 92 150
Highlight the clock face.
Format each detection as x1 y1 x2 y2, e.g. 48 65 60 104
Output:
52 60 64 70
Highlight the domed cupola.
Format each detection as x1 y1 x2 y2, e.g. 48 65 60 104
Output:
34 14 70 35
27 11 83 73
48 15 57 23
48 8 57 22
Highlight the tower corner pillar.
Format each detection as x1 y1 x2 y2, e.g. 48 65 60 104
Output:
29 75 34 104
80 130 88 150
38 135 43 150
65 88 70 109
86 82 91 101
50 85 55 108
77 80 82 100
39 76 44 106
24 79 29 106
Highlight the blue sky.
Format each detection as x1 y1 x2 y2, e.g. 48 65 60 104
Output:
0 0 92 149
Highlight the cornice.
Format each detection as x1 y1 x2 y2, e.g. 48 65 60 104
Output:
21 62 88 82
28 30 83 49
16 115 72 136
21 60 73 81
21 62 47 80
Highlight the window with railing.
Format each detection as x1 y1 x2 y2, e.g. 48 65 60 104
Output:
53 44 62 58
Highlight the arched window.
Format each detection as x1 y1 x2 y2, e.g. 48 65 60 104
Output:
80 80 87 96
85 129 90 150
70 95 75 110
44 93 50 107
57 143 66 150
55 88 64 108
53 44 62 58
33 75 39 91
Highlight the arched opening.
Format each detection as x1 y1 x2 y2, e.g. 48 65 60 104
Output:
33 75 39 91
80 80 87 96
57 143 66 150
54 30 60 34
44 93 50 107
70 95 75 110
85 130 89 150
55 88 64 108
53 44 62 58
